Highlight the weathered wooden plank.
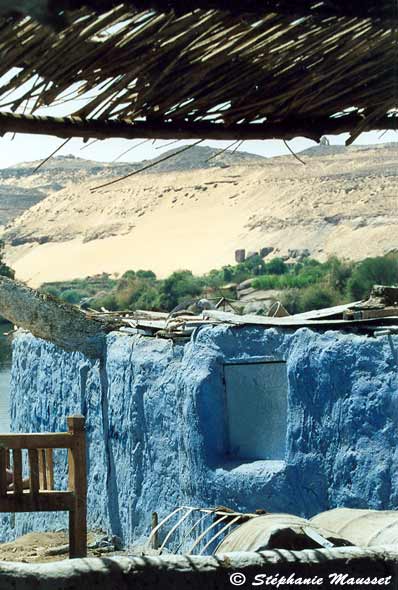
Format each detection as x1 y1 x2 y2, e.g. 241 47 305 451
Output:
12 449 23 496
45 449 54 491
0 275 110 359
28 450 39 496
203 310 398 329
38 449 48 490
0 449 8 497
0 491 73 512
0 433 74 450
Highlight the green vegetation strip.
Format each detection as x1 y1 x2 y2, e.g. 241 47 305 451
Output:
39 253 398 315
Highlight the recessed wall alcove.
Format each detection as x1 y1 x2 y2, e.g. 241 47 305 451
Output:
223 359 288 461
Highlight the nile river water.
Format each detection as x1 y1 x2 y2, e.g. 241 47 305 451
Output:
0 328 12 433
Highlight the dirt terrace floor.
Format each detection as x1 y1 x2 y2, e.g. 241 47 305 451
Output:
0 531 127 563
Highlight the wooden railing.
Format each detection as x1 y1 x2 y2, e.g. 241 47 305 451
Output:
0 415 87 558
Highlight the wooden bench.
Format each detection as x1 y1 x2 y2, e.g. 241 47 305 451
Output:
0 415 87 558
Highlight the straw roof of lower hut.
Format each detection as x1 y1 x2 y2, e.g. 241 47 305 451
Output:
0 1 396 141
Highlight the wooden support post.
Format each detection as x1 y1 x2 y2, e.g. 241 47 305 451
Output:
151 512 159 550
67 416 87 558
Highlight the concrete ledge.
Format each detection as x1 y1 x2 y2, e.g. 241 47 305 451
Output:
0 546 397 589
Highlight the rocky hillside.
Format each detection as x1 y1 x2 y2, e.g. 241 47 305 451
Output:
2 143 398 286
0 147 263 228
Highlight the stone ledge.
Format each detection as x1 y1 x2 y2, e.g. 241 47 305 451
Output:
0 546 397 589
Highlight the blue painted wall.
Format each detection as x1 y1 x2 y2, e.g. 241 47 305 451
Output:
3 325 398 545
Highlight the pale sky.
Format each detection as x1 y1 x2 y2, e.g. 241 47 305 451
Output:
0 130 397 169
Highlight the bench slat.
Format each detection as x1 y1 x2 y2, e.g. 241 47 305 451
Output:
0 449 8 496
45 449 54 490
12 449 23 495
0 490 73 512
28 450 40 495
38 449 47 490
0 434 73 450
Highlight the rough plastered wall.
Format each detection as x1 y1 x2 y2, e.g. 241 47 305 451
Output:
2 325 398 545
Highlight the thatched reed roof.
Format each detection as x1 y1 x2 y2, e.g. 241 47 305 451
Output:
0 1 396 142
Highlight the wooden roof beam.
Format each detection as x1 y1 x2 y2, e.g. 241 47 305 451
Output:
0 276 119 358
0 111 396 142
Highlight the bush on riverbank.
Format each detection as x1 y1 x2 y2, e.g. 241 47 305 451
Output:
40 253 398 314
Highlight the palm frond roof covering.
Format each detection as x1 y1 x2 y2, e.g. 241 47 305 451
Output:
0 0 396 141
